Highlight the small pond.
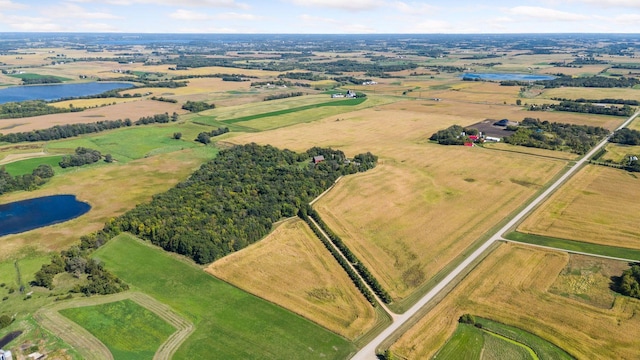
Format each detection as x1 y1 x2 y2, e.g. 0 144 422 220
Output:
0 82 134 104
0 195 90 237
462 73 556 81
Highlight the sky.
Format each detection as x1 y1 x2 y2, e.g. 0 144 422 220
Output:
1 0 640 34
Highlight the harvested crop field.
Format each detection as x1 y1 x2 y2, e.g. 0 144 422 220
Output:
390 243 640 359
518 165 640 249
207 218 377 340
540 86 640 102
0 99 185 134
230 100 567 301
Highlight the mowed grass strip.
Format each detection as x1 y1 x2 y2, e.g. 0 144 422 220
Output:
59 299 176 360
207 218 378 340
431 323 484 359
518 165 640 249
390 243 640 359
505 232 640 261
93 234 356 360
2 155 63 176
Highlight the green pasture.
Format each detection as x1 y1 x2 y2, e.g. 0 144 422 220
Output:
60 299 176 360
432 324 483 359
8 73 71 82
44 123 215 163
505 232 640 261
433 318 571 360
2 156 63 176
93 234 356 360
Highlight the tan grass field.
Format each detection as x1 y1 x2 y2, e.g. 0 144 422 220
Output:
0 99 185 134
482 142 579 160
119 77 252 99
540 87 640 101
207 218 377 340
130 64 280 78
230 100 566 300
519 165 640 249
0 148 211 260
539 65 611 76
390 243 640 359
51 97 142 109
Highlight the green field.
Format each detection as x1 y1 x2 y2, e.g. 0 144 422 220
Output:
2 156 63 176
432 317 571 360
431 323 484 359
93 234 356 360
505 232 640 261
59 299 175 360
44 123 217 163
8 73 71 82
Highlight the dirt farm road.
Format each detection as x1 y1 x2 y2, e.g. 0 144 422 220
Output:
351 111 640 359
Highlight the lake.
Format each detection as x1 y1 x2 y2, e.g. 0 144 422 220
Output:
0 82 134 104
0 195 91 237
462 73 556 81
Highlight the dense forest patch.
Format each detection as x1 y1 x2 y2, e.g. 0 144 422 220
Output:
109 143 378 264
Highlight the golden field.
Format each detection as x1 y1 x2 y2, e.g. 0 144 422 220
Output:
230 99 567 301
390 243 640 359
0 148 212 260
600 143 640 163
518 165 640 249
207 218 378 340
0 99 185 134
540 86 640 101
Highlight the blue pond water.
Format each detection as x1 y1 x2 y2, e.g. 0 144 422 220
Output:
462 73 556 81
0 195 90 237
0 82 134 104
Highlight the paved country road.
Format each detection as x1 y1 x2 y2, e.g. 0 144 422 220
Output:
351 111 640 359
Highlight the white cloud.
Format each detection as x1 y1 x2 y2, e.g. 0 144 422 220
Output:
0 0 26 9
409 19 454 33
77 22 120 31
508 6 590 21
170 9 259 21
570 0 640 8
289 0 384 11
0 13 61 31
45 3 121 19
393 1 436 15
298 14 339 25
612 13 640 23
70 0 249 8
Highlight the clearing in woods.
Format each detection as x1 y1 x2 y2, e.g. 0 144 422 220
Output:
389 243 640 359
207 218 379 340
518 165 640 249
230 99 567 306
93 233 357 360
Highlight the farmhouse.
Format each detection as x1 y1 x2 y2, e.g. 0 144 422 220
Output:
312 155 325 164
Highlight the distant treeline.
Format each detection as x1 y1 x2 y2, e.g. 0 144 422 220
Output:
550 97 640 106
278 72 327 81
150 96 178 103
251 80 311 88
430 125 479 145
107 144 379 264
195 127 229 144
333 76 371 85
504 117 609 154
501 76 640 88
529 101 634 117
21 76 63 85
0 112 178 143
171 73 258 80
0 164 54 195
0 100 79 119
264 92 304 101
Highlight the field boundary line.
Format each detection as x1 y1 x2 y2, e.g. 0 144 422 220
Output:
34 291 194 360
501 238 640 263
310 176 342 205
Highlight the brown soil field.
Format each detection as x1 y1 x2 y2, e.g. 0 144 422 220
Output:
230 100 567 300
390 243 640 359
207 218 377 340
0 148 211 260
0 99 185 134
518 165 640 249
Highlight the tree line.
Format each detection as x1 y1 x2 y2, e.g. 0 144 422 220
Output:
0 164 54 195
182 100 215 112
430 125 479 145
106 144 379 264
195 127 229 144
550 97 640 106
609 128 640 145
502 75 640 88
0 100 79 119
264 92 304 101
301 204 392 304
0 112 178 143
529 101 634 117
59 147 102 168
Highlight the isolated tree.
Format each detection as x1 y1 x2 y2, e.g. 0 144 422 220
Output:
516 99 522 106
104 154 113 163
173 132 182 140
